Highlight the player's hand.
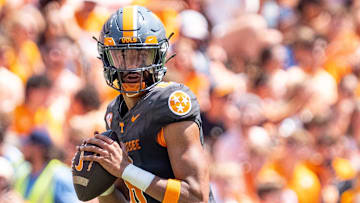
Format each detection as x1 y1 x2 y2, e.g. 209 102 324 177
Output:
78 134 130 178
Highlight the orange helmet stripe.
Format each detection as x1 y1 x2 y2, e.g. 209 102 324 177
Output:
122 6 138 37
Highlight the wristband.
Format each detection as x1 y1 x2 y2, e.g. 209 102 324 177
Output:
100 184 115 196
163 179 181 203
121 164 155 192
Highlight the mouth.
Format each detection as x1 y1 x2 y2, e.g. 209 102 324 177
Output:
123 72 141 83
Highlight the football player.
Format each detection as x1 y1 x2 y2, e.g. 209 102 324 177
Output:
78 5 214 203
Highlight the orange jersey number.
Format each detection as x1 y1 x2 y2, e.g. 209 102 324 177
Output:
124 181 147 203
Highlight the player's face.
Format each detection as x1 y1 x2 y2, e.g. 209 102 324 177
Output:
107 49 156 70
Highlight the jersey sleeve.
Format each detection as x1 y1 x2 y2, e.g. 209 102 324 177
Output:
150 83 202 129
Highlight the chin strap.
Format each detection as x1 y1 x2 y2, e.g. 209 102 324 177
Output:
121 82 146 97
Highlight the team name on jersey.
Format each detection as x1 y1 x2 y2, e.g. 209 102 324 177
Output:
124 139 141 152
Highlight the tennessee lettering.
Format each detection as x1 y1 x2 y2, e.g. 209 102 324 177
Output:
124 139 141 152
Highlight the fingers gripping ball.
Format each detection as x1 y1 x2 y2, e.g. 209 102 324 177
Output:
72 130 119 201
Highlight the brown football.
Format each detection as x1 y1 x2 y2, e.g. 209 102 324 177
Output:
72 130 118 201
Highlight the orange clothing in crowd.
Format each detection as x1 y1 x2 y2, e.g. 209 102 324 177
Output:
9 40 43 83
183 71 210 110
341 181 360 203
289 163 321 203
132 0 180 41
259 161 321 203
12 104 64 146
74 8 109 33
332 157 356 181
0 0 5 7
184 72 209 98
332 158 358 203
324 31 360 83
12 104 50 136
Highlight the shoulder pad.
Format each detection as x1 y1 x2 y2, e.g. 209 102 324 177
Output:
149 82 201 127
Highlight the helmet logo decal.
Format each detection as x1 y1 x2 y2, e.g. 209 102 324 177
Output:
122 6 138 38
104 37 115 46
145 36 158 44
168 90 192 116
121 37 137 43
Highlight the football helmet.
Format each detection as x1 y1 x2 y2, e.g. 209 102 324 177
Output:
97 5 170 94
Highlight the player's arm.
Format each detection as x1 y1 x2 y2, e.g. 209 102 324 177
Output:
145 120 210 202
80 120 210 203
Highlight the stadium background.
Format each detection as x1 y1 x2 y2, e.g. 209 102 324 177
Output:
1 0 360 202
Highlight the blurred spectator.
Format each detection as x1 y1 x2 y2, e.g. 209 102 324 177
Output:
66 84 101 119
261 0 281 28
297 0 329 34
213 92 272 200
205 0 260 28
167 38 210 109
42 37 82 131
212 92 265 162
292 26 338 116
73 0 108 34
0 157 24 203
3 5 45 82
14 128 79 203
214 13 282 65
260 45 288 99
178 9 209 41
132 0 186 42
259 130 321 203
42 36 82 94
12 74 52 137
178 9 210 74
0 111 23 170
326 74 358 136
323 7 357 83
256 173 285 203
38 2 68 48
211 162 250 203
63 84 102 160
201 85 230 146
0 67 24 113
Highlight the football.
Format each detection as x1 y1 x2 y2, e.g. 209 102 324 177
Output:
72 130 118 201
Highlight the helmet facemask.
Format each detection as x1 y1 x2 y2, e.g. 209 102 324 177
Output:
99 41 168 94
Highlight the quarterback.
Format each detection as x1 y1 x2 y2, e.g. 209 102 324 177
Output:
78 5 214 203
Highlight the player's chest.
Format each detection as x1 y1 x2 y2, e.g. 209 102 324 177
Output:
106 106 156 151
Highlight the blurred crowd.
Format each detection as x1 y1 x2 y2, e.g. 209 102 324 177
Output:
1 0 360 202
